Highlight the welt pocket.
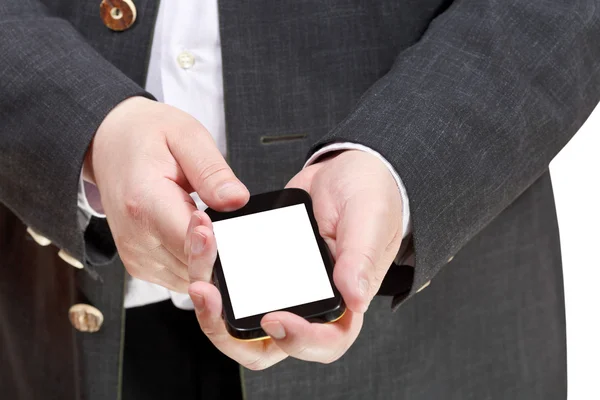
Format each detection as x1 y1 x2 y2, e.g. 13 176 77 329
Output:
260 134 307 144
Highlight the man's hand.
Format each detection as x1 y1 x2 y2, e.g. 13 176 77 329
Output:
86 96 249 292
187 150 403 369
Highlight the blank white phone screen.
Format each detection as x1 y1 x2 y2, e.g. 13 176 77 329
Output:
212 204 335 319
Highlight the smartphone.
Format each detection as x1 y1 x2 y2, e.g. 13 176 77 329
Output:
205 188 345 341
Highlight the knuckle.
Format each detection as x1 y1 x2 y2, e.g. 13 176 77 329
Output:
196 161 232 185
189 268 211 283
243 357 270 371
358 248 378 271
385 230 403 254
200 320 224 341
124 189 149 221
292 344 311 360
370 271 384 291
201 326 219 338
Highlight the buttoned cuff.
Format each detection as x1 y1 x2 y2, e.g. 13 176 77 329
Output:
304 142 412 239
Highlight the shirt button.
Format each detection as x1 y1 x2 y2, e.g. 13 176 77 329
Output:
177 51 196 70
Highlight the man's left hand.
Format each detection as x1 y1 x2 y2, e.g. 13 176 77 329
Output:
187 150 404 369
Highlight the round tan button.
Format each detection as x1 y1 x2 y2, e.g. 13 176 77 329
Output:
177 51 196 69
26 227 52 246
100 0 137 31
69 304 104 333
58 249 84 269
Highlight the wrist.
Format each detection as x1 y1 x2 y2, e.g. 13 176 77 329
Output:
85 95 150 186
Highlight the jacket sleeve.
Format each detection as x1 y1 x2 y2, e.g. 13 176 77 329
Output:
0 1 152 266
310 0 600 308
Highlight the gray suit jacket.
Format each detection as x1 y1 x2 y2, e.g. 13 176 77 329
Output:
1 0 599 399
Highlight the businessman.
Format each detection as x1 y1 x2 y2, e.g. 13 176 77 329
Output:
1 0 599 399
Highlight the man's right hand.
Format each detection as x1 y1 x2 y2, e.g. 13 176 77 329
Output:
84 96 249 292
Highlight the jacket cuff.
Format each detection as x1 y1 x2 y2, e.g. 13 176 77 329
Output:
305 141 419 308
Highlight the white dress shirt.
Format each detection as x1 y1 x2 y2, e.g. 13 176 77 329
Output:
79 0 411 310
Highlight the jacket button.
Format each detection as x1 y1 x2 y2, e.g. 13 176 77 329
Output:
26 227 52 246
58 249 84 269
69 304 104 333
416 280 431 293
100 0 137 31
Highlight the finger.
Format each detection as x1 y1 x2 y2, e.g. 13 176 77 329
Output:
184 210 213 260
187 223 218 283
129 246 189 293
285 166 337 256
117 183 190 291
285 163 321 192
261 310 362 364
167 122 250 212
140 179 198 266
151 266 190 293
334 195 395 313
184 212 200 261
189 281 288 370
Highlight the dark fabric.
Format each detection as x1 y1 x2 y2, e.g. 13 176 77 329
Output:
0 203 79 400
74 253 127 399
309 0 600 307
0 2 161 398
0 0 156 266
0 202 129 400
0 0 596 399
242 173 567 400
122 301 242 400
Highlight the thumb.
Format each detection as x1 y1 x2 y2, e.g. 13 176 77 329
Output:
333 194 395 314
285 162 321 192
168 123 249 212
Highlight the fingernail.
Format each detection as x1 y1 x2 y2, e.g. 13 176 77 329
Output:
217 182 245 201
191 232 206 255
262 321 286 340
193 293 205 312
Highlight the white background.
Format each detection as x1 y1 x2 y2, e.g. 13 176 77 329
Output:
212 204 334 319
550 102 600 399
